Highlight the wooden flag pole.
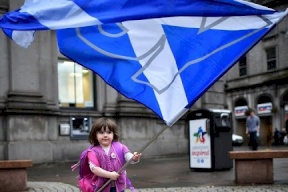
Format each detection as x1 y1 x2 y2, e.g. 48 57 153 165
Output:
97 125 170 192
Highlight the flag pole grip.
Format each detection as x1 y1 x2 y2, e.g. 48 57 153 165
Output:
97 125 170 192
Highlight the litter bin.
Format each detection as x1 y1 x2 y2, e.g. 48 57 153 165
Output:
187 109 233 171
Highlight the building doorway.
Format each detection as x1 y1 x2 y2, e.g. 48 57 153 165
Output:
259 116 272 146
234 98 248 144
257 94 273 146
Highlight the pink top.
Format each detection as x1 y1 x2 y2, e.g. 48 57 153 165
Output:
87 142 129 192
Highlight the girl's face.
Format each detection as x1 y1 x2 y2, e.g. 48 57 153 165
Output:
96 127 114 147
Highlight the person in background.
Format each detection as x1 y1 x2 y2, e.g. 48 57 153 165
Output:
280 128 286 145
273 128 281 146
285 119 288 136
246 109 260 150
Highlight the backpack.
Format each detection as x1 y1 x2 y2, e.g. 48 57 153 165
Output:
71 142 135 192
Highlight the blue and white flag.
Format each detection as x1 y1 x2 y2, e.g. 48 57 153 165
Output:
0 0 278 47
57 13 287 126
0 0 287 126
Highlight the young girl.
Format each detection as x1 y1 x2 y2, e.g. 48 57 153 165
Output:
87 117 141 192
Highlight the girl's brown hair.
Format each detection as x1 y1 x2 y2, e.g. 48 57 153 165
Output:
88 117 119 146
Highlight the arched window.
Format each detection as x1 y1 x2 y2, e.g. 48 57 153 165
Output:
257 95 272 104
257 94 272 114
234 98 248 117
235 98 248 107
282 92 288 103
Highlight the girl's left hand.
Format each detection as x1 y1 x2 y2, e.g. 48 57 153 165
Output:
132 152 142 162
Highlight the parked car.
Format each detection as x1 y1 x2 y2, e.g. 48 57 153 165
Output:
232 134 244 146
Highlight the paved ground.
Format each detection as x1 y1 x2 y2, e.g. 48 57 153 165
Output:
26 146 288 191
26 182 288 192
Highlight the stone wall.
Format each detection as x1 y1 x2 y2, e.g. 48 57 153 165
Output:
0 0 226 163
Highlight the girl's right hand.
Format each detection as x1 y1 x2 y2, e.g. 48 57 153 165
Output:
110 171 119 180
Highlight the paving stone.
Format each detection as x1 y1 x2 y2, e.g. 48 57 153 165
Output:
27 182 80 192
26 182 288 192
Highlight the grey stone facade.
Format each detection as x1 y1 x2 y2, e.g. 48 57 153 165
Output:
4 0 284 163
225 1 288 145
0 0 226 163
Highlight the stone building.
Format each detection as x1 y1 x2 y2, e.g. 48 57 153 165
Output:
2 0 285 164
225 0 288 146
0 0 226 163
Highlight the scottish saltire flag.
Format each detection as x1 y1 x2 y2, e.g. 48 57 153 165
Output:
0 0 278 47
57 13 287 126
0 0 287 126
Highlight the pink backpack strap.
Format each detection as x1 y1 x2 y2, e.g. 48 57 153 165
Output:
71 162 79 172
112 142 125 165
87 148 100 166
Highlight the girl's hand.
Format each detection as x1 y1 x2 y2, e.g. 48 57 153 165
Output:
109 171 119 180
132 152 142 162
